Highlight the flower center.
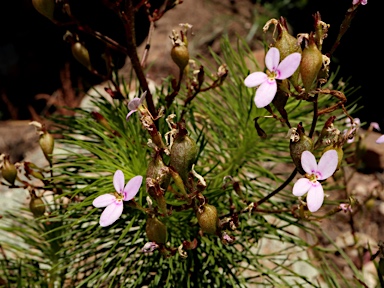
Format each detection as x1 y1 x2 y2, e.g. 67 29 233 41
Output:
266 70 277 80
307 173 318 183
114 192 124 201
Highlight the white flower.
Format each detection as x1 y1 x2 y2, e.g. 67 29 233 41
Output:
292 150 338 212
244 47 301 108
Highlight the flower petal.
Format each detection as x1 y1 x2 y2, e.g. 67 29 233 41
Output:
126 109 137 120
244 72 268 88
301 151 317 175
99 202 124 227
306 183 324 212
293 178 312 196
317 149 338 180
254 81 277 108
276 53 301 80
128 98 142 110
113 170 125 193
265 47 280 72
123 175 143 201
376 135 384 144
93 194 116 208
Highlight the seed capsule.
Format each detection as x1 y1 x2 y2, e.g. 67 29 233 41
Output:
146 217 167 244
196 204 219 235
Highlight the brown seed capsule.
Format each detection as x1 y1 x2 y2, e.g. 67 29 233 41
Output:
290 123 314 174
1 155 17 185
145 217 167 244
29 196 46 218
169 126 197 183
171 43 189 71
71 42 93 71
39 132 54 165
300 33 323 92
32 0 55 21
196 204 219 235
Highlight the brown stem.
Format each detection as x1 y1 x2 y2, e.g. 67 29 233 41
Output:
120 0 157 118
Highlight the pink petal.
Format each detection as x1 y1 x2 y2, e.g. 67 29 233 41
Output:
317 149 338 180
276 53 301 80
244 72 268 88
254 80 277 108
370 122 380 131
93 194 116 208
123 175 143 201
265 47 280 72
376 135 384 144
126 109 137 120
99 202 124 227
293 178 312 196
128 98 142 110
306 183 324 212
301 151 317 175
113 170 125 193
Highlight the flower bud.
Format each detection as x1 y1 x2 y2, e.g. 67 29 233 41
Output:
290 123 313 174
145 217 167 244
196 204 219 235
1 155 17 185
169 125 197 183
171 42 189 71
71 42 93 71
32 0 55 21
29 196 46 218
39 131 54 165
300 34 323 92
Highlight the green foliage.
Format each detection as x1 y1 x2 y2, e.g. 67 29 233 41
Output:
0 33 368 287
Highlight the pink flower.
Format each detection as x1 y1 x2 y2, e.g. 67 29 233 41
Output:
292 150 338 212
244 47 301 108
93 170 143 227
376 135 384 144
126 91 147 120
353 0 367 5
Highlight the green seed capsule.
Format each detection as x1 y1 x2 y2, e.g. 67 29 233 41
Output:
196 204 219 235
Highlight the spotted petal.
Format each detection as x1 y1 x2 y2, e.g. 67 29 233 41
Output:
306 183 324 212
113 170 125 193
123 175 143 201
99 202 124 227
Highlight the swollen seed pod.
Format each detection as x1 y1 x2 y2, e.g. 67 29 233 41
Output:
145 217 167 244
1 155 17 185
146 153 171 192
32 0 55 21
300 34 323 92
274 17 302 60
29 196 46 218
290 124 314 175
39 131 54 165
71 42 93 71
196 204 219 235
171 43 189 71
169 130 197 183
